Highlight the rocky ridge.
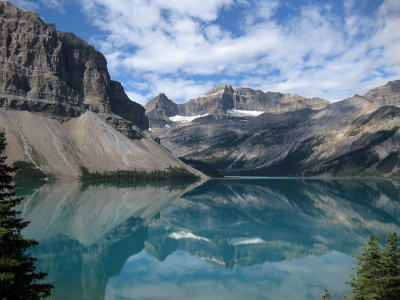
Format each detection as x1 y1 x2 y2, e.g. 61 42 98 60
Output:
152 80 400 176
145 85 329 127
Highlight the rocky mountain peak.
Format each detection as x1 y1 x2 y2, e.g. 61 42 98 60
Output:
0 1 148 138
156 93 172 102
145 93 177 110
204 85 234 96
144 93 178 127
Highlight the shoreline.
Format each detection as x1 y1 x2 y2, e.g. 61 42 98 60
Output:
218 176 400 180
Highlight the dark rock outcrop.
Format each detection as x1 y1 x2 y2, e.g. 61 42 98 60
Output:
0 2 148 138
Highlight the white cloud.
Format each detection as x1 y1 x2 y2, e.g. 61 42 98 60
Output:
39 0 65 11
143 75 216 102
77 0 400 103
125 91 148 106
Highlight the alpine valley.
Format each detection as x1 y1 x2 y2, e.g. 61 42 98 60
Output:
146 81 400 177
1 1 399 179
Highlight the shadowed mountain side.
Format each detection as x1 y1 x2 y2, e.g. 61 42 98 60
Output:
152 81 400 176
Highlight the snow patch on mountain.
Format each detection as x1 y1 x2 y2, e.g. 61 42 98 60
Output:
169 114 209 123
227 109 265 117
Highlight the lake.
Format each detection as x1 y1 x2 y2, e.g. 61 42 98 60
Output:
18 179 400 300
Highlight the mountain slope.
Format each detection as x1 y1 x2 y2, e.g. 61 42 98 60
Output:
1 110 205 178
152 80 400 176
0 2 203 178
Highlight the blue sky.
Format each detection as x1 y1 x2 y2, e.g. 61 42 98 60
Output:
9 0 400 105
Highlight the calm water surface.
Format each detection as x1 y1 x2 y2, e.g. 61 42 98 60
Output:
17 179 400 300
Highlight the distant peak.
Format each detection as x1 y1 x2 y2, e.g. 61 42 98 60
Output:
145 93 177 110
204 85 234 96
154 93 172 102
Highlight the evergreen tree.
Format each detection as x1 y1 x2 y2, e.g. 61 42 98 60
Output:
0 131 52 299
347 236 382 299
319 286 332 300
380 232 400 300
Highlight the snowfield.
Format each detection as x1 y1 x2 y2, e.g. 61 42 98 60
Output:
227 109 265 117
169 113 209 123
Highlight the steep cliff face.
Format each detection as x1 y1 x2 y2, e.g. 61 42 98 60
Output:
0 2 148 138
145 85 329 127
181 85 328 115
0 2 206 178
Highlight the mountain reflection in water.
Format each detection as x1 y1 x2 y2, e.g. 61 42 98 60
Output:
19 179 400 300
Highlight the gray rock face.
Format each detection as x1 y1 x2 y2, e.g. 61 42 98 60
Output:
145 93 179 127
0 2 206 178
362 80 400 105
153 80 400 176
0 2 148 138
145 85 329 127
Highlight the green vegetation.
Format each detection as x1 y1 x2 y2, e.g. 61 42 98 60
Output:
0 131 53 299
12 161 50 184
79 180 196 192
347 232 400 299
323 232 400 299
348 127 363 137
79 166 200 184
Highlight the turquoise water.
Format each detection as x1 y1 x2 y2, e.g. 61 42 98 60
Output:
18 179 400 300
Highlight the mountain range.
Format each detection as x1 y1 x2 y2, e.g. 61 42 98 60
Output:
147 80 400 176
1 2 399 178
145 85 329 127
